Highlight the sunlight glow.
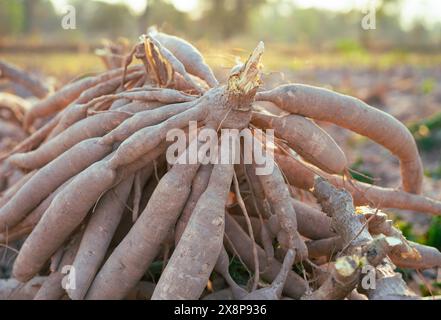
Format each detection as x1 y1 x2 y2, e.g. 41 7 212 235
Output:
50 0 441 27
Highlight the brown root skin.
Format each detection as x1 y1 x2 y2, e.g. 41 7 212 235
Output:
277 153 441 215
312 176 372 251
108 41 262 171
225 212 308 299
175 164 213 244
0 114 60 161
257 84 423 194
75 75 132 105
113 100 162 113
301 256 362 300
109 160 164 249
215 247 248 299
251 111 347 174
23 65 141 129
107 103 207 170
109 98 131 110
101 100 195 146
118 142 168 179
67 175 134 300
131 168 152 222
125 281 156 300
172 72 206 93
243 163 272 219
242 249 296 300
45 71 141 139
34 230 83 300
390 241 441 269
50 245 64 273
242 198 334 241
12 158 117 282
240 164 280 261
347 290 369 300
202 288 235 300
203 43 263 130
9 111 131 170
306 177 367 299
0 170 35 208
274 153 313 190
138 164 162 211
257 164 308 259
311 178 400 266
0 277 46 300
367 262 418 300
230 215 263 245
232 200 335 246
5 38 438 301
232 170 260 291
335 179 441 216
292 199 334 240
0 60 50 99
0 137 113 233
357 207 441 269
304 231 440 270
86 143 201 300
147 36 204 94
0 119 27 141
0 92 30 125
47 103 90 139
311 177 420 300
258 218 275 262
306 236 343 260
151 31 218 88
0 175 74 244
152 162 234 300
108 87 197 104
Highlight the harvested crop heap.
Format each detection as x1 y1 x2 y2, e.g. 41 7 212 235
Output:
0 30 440 300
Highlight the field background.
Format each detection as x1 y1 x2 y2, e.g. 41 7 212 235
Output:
1 0 440 294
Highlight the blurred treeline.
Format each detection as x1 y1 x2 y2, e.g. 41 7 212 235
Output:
0 0 440 51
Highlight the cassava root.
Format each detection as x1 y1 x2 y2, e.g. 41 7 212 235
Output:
0 30 439 301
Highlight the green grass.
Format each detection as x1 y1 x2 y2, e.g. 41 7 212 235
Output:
394 216 441 296
395 216 441 251
421 78 436 95
408 111 441 155
349 157 375 184
424 161 441 180
146 260 164 282
229 257 251 286
427 217 441 250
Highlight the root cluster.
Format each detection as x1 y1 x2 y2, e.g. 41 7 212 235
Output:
0 29 440 300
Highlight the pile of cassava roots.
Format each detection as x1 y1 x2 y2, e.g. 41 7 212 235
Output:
0 29 440 300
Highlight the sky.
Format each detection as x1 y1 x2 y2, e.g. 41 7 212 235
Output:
51 0 441 29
